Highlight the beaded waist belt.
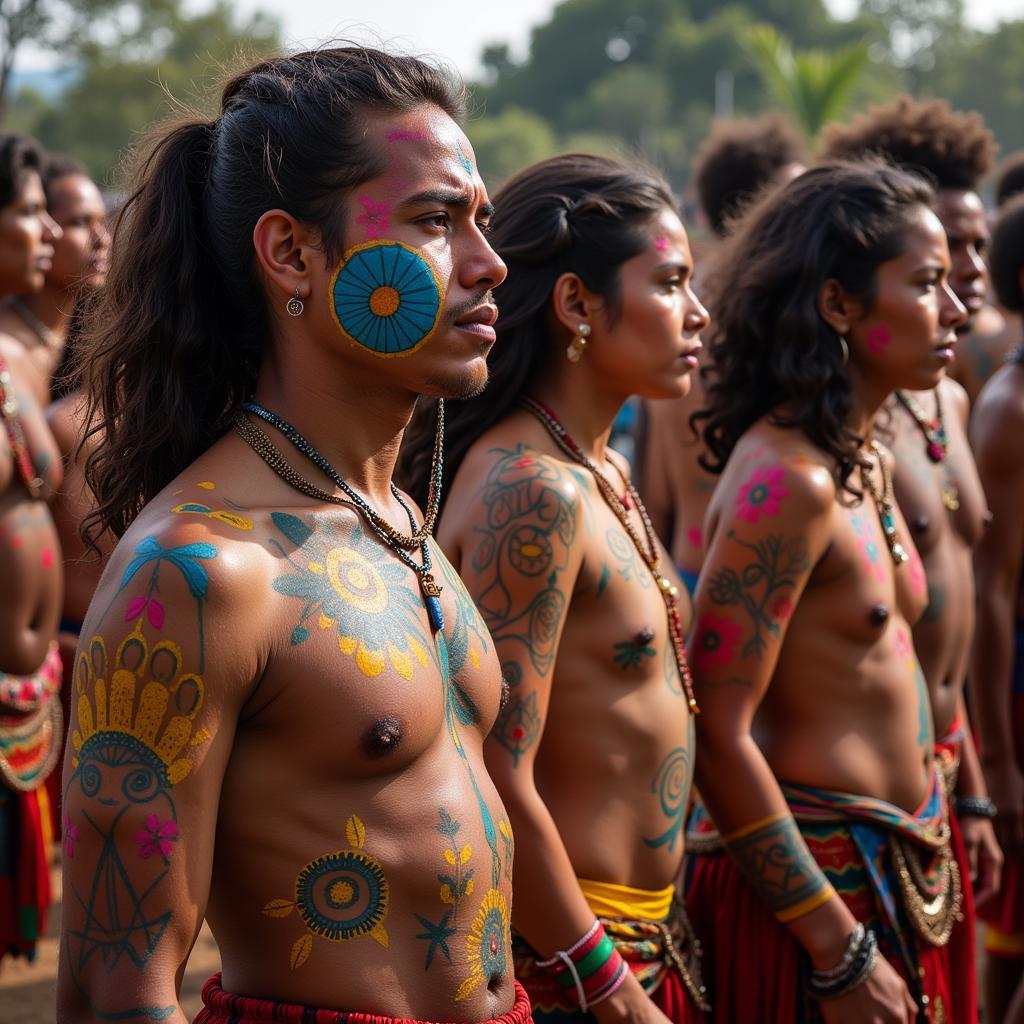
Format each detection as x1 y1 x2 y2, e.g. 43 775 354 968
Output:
0 643 63 791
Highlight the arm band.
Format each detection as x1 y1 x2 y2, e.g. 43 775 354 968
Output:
536 920 629 1011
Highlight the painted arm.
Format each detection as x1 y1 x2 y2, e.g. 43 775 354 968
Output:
56 521 256 1023
458 447 669 1023
970 391 1024 863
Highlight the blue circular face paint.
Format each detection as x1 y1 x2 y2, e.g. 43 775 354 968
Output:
329 240 444 357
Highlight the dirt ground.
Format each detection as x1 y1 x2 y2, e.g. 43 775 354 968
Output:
0 852 220 1023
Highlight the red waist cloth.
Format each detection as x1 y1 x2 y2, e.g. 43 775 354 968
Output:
0 784 51 962
685 775 976 1024
193 974 533 1024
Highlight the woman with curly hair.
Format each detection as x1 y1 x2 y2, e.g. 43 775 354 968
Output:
684 161 971 1022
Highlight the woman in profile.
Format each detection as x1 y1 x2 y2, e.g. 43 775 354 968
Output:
403 153 710 1022
684 160 973 1022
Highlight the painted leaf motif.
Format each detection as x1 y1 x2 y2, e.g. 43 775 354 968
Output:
290 627 309 646
272 511 314 548
290 932 312 970
119 535 165 589
167 545 217 599
370 923 389 948
272 575 316 599
262 899 294 918
124 595 147 621
460 844 472 864
444 848 457 866
346 815 366 849
147 599 165 629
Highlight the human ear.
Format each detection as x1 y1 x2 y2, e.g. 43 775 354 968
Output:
550 272 605 337
252 209 318 307
817 278 865 336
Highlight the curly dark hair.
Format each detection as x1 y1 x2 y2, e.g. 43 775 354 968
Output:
696 160 935 495
692 113 806 237
819 96 996 192
989 195 1024 312
995 151 1024 208
0 132 45 208
398 153 676 510
79 47 466 549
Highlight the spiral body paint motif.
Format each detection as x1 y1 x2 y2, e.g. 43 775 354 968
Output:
329 240 444 358
642 735 693 853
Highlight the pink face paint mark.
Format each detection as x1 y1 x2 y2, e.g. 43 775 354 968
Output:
356 196 392 240
654 235 670 254
867 324 892 355
386 129 427 142
686 527 703 550
692 613 743 673
735 465 788 523
40 546 53 569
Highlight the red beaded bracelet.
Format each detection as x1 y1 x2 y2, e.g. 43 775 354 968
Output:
536 920 629 1011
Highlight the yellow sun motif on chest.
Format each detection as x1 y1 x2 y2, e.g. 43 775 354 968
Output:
271 517 434 681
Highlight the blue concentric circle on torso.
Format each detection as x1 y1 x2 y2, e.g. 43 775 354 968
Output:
294 849 389 942
329 241 443 357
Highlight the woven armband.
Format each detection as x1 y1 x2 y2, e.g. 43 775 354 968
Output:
536 920 629 1011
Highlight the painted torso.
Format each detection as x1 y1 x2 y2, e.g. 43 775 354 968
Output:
702 424 933 811
0 341 62 675
62 434 515 1021
887 378 987 737
442 411 695 890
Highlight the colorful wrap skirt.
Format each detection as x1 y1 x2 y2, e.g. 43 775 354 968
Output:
0 642 61 961
684 767 975 1023
194 974 533 1024
513 879 708 1023
979 625 1024 958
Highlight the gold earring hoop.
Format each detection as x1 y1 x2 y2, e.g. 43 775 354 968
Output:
286 287 304 317
567 322 591 363
837 333 849 366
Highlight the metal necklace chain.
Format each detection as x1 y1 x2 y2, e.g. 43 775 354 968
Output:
860 439 909 565
895 389 960 511
521 396 700 714
236 402 445 631
8 297 62 353
243 400 443 549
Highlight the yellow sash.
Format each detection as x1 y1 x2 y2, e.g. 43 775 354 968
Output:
578 877 674 922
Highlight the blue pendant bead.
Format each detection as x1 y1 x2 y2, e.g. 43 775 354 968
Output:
425 595 445 633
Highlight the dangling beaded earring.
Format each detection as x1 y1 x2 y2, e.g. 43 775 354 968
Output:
286 287 304 317
567 322 591 363
837 332 850 366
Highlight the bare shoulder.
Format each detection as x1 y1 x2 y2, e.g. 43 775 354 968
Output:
45 392 88 454
972 364 1024 470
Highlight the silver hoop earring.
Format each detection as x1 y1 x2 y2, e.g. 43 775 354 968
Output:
286 287 304 317
837 334 849 366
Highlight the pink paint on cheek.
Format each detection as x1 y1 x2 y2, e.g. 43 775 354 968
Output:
355 196 391 240
654 236 669 253
386 129 427 142
867 324 892 354
41 547 53 569
686 527 703 550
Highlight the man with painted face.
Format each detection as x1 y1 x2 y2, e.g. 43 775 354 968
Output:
56 49 527 1024
821 101 1002 1019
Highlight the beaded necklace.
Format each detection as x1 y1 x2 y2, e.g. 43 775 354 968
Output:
0 354 43 499
8 297 62 353
860 440 909 565
521 396 700 714
895 389 959 511
237 401 445 632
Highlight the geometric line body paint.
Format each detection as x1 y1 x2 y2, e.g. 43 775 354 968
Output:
329 240 443 358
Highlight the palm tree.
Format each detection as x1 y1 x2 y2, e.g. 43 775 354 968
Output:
743 25 870 139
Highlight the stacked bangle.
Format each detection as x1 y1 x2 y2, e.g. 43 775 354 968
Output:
536 920 629 1011
954 796 996 819
808 927 878 1001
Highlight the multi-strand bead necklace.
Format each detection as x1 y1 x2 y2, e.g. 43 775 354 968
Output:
235 400 446 631
521 396 700 714
895 389 959 511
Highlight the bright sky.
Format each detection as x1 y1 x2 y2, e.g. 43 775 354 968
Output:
244 0 1024 77
17 0 1024 74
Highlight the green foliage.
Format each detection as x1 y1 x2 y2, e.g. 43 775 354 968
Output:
742 25 870 138
10 0 280 182
468 107 559 188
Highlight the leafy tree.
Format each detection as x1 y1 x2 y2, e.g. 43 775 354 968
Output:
742 24 870 139
20 0 280 182
468 107 558 187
